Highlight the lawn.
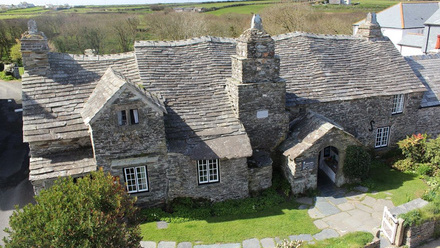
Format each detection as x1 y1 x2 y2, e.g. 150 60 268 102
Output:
140 201 319 243
364 160 428 206
304 232 373 248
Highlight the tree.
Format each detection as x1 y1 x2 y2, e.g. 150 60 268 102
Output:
3 168 142 248
10 39 22 66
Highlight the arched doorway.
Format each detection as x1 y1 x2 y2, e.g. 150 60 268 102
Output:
318 146 339 186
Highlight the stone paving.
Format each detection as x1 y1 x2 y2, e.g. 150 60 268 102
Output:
140 186 394 248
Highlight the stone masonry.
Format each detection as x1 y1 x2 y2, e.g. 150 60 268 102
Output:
226 16 289 152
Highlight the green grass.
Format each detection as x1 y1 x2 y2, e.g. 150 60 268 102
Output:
364 160 428 206
140 201 319 243
304 232 373 248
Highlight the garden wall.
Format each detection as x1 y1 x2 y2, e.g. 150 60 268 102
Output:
404 219 440 247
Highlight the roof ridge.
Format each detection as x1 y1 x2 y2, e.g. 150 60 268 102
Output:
405 53 440 60
273 31 360 41
49 52 134 61
135 36 236 47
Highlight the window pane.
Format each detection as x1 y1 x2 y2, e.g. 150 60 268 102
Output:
198 159 219 184
136 166 148 192
124 167 137 193
119 110 127 125
130 109 139 125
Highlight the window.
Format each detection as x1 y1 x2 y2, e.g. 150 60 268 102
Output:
197 159 219 184
392 94 404 114
375 127 390 148
118 109 139 126
124 166 148 193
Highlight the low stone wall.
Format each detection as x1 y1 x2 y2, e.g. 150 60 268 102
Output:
404 219 440 247
363 240 380 248
248 165 272 193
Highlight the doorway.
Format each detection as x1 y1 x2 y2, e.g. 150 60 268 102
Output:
318 146 339 186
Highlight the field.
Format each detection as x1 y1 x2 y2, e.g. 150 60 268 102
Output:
0 0 400 20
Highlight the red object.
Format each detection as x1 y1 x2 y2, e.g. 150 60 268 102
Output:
435 35 440 49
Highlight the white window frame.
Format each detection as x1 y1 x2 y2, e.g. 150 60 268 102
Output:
124 166 149 193
197 159 220 184
118 109 139 126
375 126 390 148
392 94 404 114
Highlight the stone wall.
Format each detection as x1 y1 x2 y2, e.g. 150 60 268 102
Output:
288 92 424 149
227 79 289 151
90 88 167 168
167 154 250 202
416 106 440 138
404 219 440 247
248 164 272 193
111 155 169 207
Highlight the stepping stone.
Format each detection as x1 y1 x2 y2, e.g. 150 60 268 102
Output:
361 196 377 207
296 197 313 205
327 196 347 205
336 202 355 211
243 238 260 248
157 221 168 229
219 244 240 248
298 204 309 210
308 207 325 219
313 229 340 240
141 241 157 248
260 238 275 248
289 234 313 242
354 202 374 213
315 201 341 216
354 186 369 193
158 241 176 248
313 219 329 229
177 242 192 248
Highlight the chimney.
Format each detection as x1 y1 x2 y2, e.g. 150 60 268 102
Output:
232 14 279 83
356 12 383 40
21 19 49 76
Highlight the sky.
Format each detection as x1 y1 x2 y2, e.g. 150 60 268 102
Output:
1 0 223 5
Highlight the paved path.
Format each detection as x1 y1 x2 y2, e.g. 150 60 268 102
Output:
140 186 392 248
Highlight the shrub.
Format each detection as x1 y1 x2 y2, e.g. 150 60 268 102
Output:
416 163 434 176
400 210 422 227
397 133 428 163
3 168 142 248
392 158 415 172
343 146 371 181
426 136 440 167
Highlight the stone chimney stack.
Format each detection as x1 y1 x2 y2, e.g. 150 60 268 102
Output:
226 14 288 152
21 19 49 76
356 12 383 39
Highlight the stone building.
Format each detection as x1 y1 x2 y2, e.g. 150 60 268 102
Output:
21 15 437 206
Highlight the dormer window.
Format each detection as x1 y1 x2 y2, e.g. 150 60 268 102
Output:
118 109 139 126
392 94 404 114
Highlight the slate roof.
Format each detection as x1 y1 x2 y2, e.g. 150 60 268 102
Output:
279 111 360 159
398 33 424 48
275 33 426 106
23 31 427 163
22 52 139 143
405 54 440 107
134 37 252 159
425 8 440 25
81 67 166 125
354 2 440 29
29 148 95 181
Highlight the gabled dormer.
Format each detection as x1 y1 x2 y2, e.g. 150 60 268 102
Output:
81 67 167 168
